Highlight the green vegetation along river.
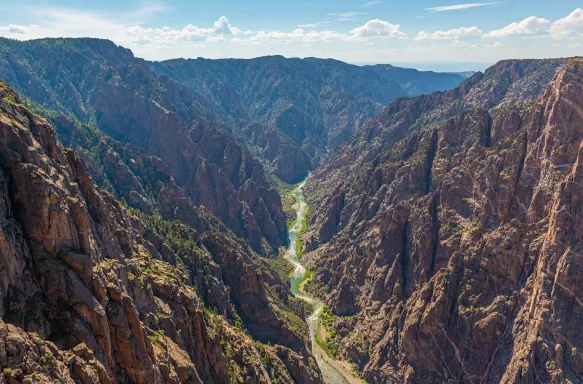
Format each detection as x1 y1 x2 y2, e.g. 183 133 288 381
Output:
284 181 354 384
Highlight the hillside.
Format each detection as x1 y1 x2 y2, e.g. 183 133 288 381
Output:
151 56 467 169
0 79 324 383
0 38 467 256
303 58 583 383
0 37 287 255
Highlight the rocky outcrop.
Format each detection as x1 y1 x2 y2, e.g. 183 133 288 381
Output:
0 80 322 383
304 58 583 383
0 37 286 255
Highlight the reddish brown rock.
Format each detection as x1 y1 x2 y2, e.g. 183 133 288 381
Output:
0 81 322 383
305 59 583 383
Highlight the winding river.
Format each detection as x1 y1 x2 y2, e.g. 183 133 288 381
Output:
284 181 351 384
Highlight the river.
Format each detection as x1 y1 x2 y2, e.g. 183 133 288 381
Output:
284 181 352 384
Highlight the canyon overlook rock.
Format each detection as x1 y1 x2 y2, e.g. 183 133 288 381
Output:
304 58 583 383
0 81 323 383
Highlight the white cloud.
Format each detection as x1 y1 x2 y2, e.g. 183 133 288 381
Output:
0 3 168 43
416 26 482 40
5 3 577 63
485 16 550 37
351 19 406 38
35 8 125 37
123 16 241 45
233 19 405 44
361 1 382 7
550 8 583 39
7 24 27 34
304 30 349 41
247 28 307 43
274 29 345 42
426 2 502 12
297 21 330 28
484 42 504 49
329 12 366 18
478 8 583 40
212 16 242 35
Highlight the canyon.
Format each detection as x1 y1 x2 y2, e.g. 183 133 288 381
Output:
304 58 583 383
0 36 582 384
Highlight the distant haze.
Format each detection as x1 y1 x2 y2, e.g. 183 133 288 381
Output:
354 62 493 73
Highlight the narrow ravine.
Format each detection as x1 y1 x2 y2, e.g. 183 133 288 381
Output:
285 181 363 384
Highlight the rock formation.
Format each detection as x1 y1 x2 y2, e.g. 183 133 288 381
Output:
0 80 322 383
304 58 583 383
3 35 578 384
0 38 286 256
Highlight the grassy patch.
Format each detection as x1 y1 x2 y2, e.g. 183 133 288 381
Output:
298 269 312 288
450 224 463 233
315 326 338 359
300 207 308 231
296 239 304 258
148 330 166 346
273 178 297 222
315 306 340 359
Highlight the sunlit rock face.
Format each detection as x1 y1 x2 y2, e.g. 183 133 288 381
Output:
304 58 583 383
0 80 324 384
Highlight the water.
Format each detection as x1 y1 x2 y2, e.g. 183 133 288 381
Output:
284 181 350 384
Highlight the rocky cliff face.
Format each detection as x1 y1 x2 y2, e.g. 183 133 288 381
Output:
304 58 583 383
241 122 312 183
151 56 466 175
0 81 322 383
0 37 286 255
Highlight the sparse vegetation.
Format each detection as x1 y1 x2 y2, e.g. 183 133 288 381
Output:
296 239 304 258
298 269 312 288
315 306 339 359
267 254 294 281
148 330 166 346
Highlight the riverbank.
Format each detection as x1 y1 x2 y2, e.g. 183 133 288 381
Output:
284 181 365 384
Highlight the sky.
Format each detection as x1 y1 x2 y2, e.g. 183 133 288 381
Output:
0 0 581 70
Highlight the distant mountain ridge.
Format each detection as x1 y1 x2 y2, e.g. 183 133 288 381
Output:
0 37 467 256
151 56 467 174
363 64 473 96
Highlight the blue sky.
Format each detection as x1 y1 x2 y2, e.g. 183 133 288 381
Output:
0 0 581 69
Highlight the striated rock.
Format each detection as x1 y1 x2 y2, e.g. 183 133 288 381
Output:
305 58 583 383
0 37 286 256
0 80 322 383
242 122 312 184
